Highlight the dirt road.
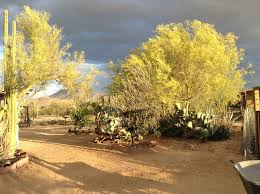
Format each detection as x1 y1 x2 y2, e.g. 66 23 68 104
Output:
0 126 246 194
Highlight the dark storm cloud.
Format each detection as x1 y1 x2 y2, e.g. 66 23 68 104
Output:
0 0 260 85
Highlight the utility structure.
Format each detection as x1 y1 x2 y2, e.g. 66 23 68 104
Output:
0 10 19 159
241 87 260 158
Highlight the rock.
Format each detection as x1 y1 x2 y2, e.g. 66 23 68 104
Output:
16 157 29 168
4 160 12 166
0 153 29 174
150 141 158 146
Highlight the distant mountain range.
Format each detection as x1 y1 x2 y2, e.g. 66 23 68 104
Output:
49 89 71 99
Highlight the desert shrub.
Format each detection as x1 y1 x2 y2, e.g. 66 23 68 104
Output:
71 103 93 128
32 119 69 126
207 121 231 141
39 101 72 117
31 99 73 116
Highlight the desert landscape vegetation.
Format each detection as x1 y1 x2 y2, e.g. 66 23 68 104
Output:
0 2 258 194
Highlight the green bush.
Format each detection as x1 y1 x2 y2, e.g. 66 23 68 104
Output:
207 122 231 141
71 103 93 128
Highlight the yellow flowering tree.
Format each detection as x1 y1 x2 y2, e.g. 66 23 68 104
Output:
110 20 251 114
0 6 92 159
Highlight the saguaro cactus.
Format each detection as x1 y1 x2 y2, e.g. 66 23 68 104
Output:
0 10 19 159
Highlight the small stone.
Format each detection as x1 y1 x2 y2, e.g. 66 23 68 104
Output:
150 141 158 146
4 160 12 166
94 137 99 143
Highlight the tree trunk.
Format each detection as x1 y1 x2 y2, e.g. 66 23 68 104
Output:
186 101 189 115
131 133 134 147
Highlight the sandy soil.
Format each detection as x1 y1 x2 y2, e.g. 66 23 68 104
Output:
0 125 246 194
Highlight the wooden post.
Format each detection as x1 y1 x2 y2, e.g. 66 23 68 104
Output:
254 87 260 155
26 106 30 127
36 106 39 118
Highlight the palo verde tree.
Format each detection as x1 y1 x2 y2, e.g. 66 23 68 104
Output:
110 20 252 115
69 66 99 105
0 6 91 159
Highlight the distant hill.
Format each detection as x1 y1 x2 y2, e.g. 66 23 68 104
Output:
49 89 71 99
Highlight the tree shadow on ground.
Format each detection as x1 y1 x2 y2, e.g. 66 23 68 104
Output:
15 126 246 194
19 126 240 173
20 155 175 194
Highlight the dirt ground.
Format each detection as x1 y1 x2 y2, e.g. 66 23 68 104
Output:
0 125 246 194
